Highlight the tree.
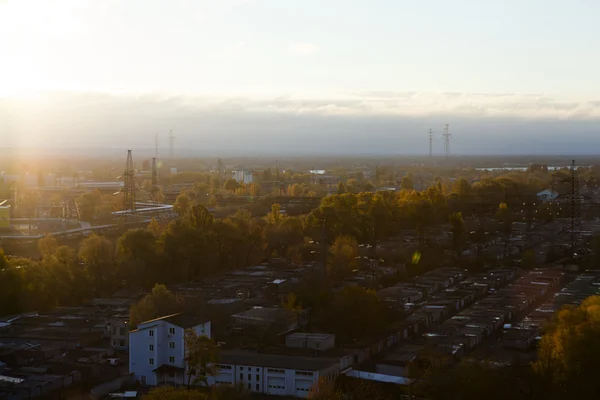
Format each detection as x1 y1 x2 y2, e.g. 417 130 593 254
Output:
117 228 160 287
224 178 239 193
449 212 465 259
533 296 600 399
308 377 343 400
521 249 536 270
184 329 220 387
452 177 471 198
327 236 358 280
38 235 58 259
337 181 346 195
401 174 414 190
322 286 387 344
147 217 161 237
173 192 191 217
79 234 116 290
496 202 512 260
129 284 184 327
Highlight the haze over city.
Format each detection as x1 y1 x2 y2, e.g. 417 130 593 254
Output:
1 0 600 154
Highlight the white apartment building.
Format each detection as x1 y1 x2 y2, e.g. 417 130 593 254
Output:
207 350 351 398
128 313 211 386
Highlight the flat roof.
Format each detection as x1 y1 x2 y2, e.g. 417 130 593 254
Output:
219 350 341 371
344 369 415 386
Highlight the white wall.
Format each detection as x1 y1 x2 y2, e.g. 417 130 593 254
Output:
208 364 323 399
130 320 212 387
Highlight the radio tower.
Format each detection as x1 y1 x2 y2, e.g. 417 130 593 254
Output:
123 150 136 219
428 129 433 157
442 124 451 160
169 129 175 158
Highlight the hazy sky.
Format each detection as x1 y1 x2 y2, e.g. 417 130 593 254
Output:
1 0 599 154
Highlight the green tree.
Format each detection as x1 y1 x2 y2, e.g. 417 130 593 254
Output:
308 377 343 400
496 202 512 260
521 249 536 270
117 228 161 287
184 329 220 387
79 234 116 290
147 217 161 237
449 212 465 259
327 235 358 280
223 178 239 193
401 174 414 190
533 296 600 399
452 177 471 198
337 181 346 195
129 284 184 327
173 192 191 217
38 235 58 259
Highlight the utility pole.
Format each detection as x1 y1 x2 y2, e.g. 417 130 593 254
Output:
428 129 433 157
151 157 159 205
442 124 451 160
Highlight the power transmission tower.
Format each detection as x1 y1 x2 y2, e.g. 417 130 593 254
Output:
442 124 451 160
563 160 582 258
217 158 223 185
169 129 175 158
123 150 136 220
428 129 433 157
150 157 159 205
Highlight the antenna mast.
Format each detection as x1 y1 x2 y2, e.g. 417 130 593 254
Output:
428 129 433 157
442 124 451 160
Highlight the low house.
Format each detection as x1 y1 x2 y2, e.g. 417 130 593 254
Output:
209 350 346 398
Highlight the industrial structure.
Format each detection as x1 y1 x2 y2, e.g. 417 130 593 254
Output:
428 129 433 157
442 124 451 160
122 150 136 218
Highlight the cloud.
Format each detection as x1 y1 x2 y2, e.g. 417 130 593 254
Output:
3 90 600 155
288 42 320 57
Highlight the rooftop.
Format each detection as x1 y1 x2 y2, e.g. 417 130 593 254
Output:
219 350 341 371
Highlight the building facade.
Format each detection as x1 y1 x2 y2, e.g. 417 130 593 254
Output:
207 351 345 398
129 314 211 386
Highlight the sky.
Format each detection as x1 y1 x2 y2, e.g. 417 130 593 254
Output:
1 0 600 154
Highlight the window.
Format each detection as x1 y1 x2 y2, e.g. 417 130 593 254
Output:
256 374 259 381
295 371 313 377
119 339 125 347
315 342 320 349
256 384 259 391
247 374 251 381
169 341 175 349
149 344 154 351
119 327 125 336
169 327 176 335
256 368 260 372
217 365 232 370
112 327 116 335
247 383 251 390
240 373 243 380
169 356 175 363
267 368 285 374
149 329 154 337
112 340 118 346
149 358 154 366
